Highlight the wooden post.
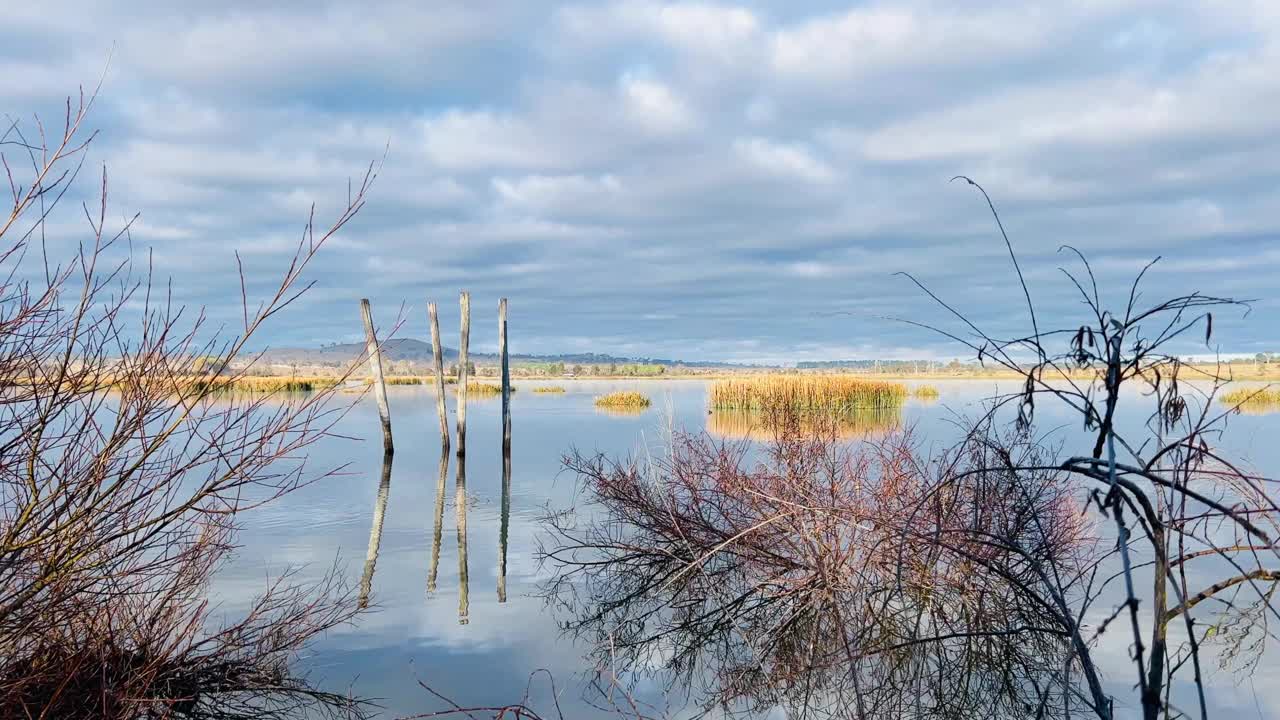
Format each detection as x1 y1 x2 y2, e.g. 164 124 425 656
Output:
358 450 394 609
426 445 448 595
455 291 470 457
498 297 511 603
360 299 393 454
499 298 511 451
428 301 450 450
455 453 469 625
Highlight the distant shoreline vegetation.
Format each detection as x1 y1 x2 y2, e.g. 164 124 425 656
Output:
149 361 1280 396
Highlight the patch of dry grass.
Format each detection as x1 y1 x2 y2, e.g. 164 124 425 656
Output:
594 391 650 409
710 375 907 412
384 376 424 385
458 382 509 396
1221 386 1280 408
217 376 341 393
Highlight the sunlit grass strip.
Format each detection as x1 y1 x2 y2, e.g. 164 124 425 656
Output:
216 375 424 392
594 391 650 409
709 375 907 412
384 376 424 385
216 376 342 393
532 386 566 393
913 385 940 399
1221 386 1280 407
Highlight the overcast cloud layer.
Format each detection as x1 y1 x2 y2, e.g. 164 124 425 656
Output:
2 0 1277 363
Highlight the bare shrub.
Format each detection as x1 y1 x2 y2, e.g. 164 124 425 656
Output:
0 91 376 718
893 177 1280 719
543 408 1092 719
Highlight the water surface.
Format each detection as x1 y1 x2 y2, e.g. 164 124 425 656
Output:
215 379 1280 717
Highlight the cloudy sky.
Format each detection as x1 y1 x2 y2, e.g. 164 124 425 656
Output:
3 0 1277 363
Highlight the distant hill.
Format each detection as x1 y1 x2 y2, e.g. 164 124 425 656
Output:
246 338 743 369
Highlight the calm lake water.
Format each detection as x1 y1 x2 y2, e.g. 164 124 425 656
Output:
212 379 1280 718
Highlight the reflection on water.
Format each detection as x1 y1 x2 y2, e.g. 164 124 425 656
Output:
455 454 470 625
498 435 511 604
706 406 902 440
218 380 1280 718
357 450 393 609
593 405 648 417
1232 402 1280 416
418 436 514 622
427 447 448 594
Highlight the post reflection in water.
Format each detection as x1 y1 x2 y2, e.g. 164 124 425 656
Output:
427 446 449 595
497 435 511 603
357 450 394 610
455 452 470 625
366 415 504 622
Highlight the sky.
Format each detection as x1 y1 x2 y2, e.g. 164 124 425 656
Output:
1 0 1277 364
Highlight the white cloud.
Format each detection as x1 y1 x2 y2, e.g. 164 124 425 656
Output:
768 5 1051 83
421 110 552 171
492 173 623 212
559 1 760 63
734 137 839 184
787 260 833 277
619 73 696 134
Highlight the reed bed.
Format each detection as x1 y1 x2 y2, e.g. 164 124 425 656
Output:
211 374 428 394
594 391 651 409
707 407 901 441
913 385 940 399
532 386 566 393
216 376 342 393
1221 386 1280 408
385 376 424 385
222 375 417 393
710 375 907 412
458 382 509 396
48 374 344 395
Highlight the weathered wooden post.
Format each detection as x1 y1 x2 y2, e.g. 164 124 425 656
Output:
499 298 511 451
358 450 394 609
428 301 450 450
455 291 470 458
498 297 511 603
360 299 393 454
